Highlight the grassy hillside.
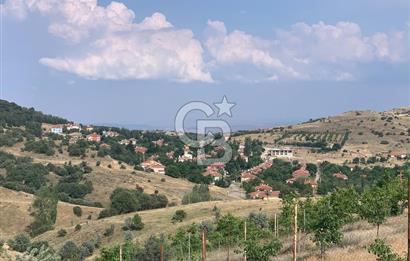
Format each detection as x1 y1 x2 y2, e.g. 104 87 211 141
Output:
0 100 407 260
234 107 410 165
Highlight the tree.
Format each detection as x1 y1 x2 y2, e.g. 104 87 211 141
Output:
310 198 342 258
16 245 61 261
368 238 406 261
172 210 187 223
29 187 58 236
59 241 80 261
244 239 281 261
8 233 31 252
110 188 141 214
360 187 390 237
216 213 243 260
123 214 144 231
73 206 82 217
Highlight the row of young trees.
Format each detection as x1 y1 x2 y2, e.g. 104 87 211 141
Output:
92 169 407 261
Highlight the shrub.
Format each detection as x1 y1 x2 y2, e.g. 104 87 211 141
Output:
122 214 144 231
59 241 80 261
57 229 67 237
172 210 187 223
80 240 95 259
73 206 82 217
8 233 31 252
160 178 166 182
103 225 115 237
75 224 82 231
182 184 211 205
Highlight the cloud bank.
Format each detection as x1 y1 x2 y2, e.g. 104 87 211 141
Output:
2 0 408 83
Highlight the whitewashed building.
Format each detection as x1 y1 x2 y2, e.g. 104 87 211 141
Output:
262 146 293 160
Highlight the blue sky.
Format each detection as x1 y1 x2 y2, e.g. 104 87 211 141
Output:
1 0 409 130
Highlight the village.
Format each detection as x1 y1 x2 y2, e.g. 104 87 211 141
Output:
39 122 409 202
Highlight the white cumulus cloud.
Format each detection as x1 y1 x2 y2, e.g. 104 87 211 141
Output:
2 0 212 82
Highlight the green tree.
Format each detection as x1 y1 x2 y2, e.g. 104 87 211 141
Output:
310 198 342 258
73 206 82 217
368 238 405 261
360 187 390 237
216 213 243 260
8 233 31 252
244 239 281 261
123 214 144 231
59 241 81 261
29 187 58 236
172 210 187 223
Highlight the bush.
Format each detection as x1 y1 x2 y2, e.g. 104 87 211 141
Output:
59 241 80 261
57 229 67 237
75 224 82 231
80 240 95 259
103 225 115 237
172 210 187 223
8 233 31 252
73 206 82 217
122 214 144 231
182 184 211 205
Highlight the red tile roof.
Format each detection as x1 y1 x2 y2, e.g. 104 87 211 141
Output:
255 184 273 192
332 172 348 180
292 167 310 178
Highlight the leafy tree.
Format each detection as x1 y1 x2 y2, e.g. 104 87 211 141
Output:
310 198 342 258
368 238 405 261
16 245 61 261
360 187 390 237
182 184 211 205
123 214 144 231
110 188 141 214
244 239 281 261
216 213 243 260
248 212 268 229
59 241 80 261
29 187 58 236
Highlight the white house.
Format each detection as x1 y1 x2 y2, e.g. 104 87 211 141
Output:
50 124 63 135
261 146 293 160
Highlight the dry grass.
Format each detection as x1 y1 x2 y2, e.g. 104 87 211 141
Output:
33 198 281 254
234 107 410 166
0 187 101 240
206 212 407 261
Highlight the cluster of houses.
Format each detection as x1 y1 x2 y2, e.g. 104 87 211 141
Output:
248 184 280 200
240 161 273 182
42 123 104 144
43 123 93 135
285 165 317 189
203 162 226 182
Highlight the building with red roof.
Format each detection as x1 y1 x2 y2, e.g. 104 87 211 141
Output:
87 132 101 143
332 172 348 180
